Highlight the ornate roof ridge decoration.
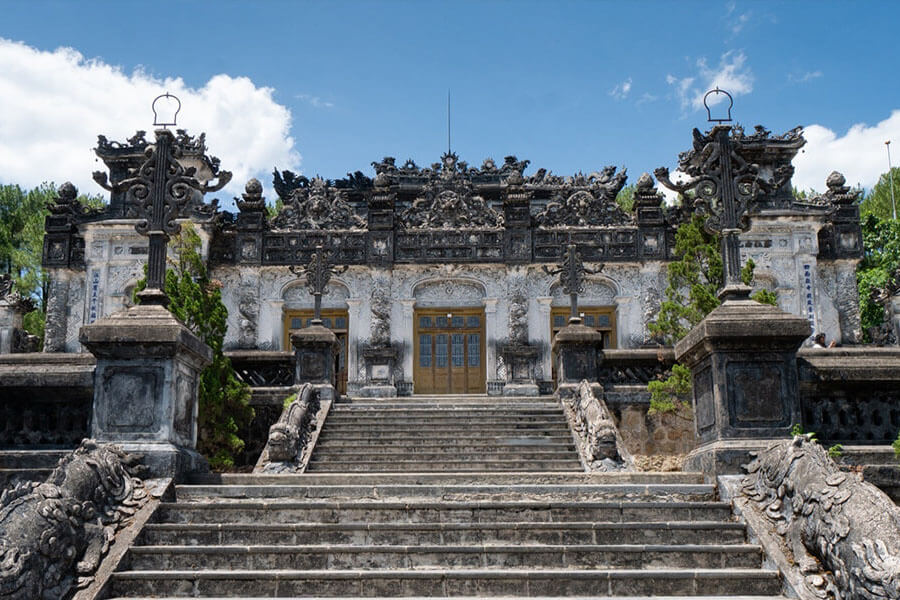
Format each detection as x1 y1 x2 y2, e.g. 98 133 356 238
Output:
534 165 631 228
271 176 366 231
397 154 504 229
809 171 861 206
94 129 224 176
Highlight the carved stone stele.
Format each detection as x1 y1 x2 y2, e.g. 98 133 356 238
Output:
0 440 147 599
742 436 900 599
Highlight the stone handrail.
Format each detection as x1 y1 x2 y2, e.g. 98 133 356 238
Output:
560 380 634 471
740 435 900 599
255 383 330 473
226 350 294 387
0 440 148 599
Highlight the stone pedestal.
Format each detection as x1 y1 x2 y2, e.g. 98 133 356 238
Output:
359 345 398 398
79 303 213 478
500 343 540 396
0 298 27 354
290 323 340 403
552 320 604 399
675 298 811 478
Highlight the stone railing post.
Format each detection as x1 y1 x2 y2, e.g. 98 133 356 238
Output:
675 298 811 478
80 303 212 478
552 319 604 401
291 323 340 403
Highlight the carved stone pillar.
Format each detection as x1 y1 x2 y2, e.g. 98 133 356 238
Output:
80 303 213 478
398 298 416 391
290 324 340 404
0 295 36 354
675 298 811 478
536 296 553 384
345 298 363 393
483 297 499 389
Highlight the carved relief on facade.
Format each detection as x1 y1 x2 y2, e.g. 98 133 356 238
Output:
271 177 366 231
399 186 503 230
534 166 631 227
550 278 617 306
412 278 486 307
282 279 350 307
238 271 260 348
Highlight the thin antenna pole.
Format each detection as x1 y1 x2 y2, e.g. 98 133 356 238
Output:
447 88 451 154
886 140 896 220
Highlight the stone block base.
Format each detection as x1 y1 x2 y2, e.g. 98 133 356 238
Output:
684 439 782 479
502 383 539 397
358 384 398 398
113 441 208 481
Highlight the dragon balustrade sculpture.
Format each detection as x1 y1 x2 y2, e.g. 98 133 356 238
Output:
0 440 147 600
258 383 322 472
742 435 900 599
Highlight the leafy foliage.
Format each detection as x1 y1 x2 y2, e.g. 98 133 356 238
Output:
860 167 900 221
614 184 635 212
856 213 900 337
647 363 692 419
647 215 777 414
136 223 253 469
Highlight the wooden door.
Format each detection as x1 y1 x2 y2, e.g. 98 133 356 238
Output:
414 308 485 394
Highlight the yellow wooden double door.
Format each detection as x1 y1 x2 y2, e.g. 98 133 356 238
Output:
414 308 486 394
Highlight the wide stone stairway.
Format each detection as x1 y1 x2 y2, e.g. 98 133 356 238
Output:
106 395 788 598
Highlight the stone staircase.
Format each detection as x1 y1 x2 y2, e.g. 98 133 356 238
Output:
308 395 584 473
0 448 69 488
105 394 788 598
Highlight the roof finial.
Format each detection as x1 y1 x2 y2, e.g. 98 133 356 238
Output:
447 88 452 155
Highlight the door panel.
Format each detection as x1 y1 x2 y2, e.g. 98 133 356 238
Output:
414 308 485 394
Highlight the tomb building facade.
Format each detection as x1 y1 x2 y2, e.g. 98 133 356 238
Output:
41 127 864 396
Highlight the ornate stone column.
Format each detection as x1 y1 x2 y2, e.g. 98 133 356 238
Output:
398 298 416 390
536 296 553 384
345 298 363 393
483 297 499 388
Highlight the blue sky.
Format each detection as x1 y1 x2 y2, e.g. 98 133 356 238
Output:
1 0 898 205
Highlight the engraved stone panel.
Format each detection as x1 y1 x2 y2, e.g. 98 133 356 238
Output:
103 367 159 430
727 362 785 425
694 365 715 435
413 279 485 307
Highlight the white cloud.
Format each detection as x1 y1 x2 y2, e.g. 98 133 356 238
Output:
609 77 632 100
0 38 300 204
667 51 753 114
296 93 334 109
789 70 823 84
793 111 900 193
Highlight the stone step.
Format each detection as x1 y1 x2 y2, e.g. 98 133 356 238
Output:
309 450 580 462
174 483 715 501
126 543 764 571
154 500 735 525
323 416 568 425
140 520 747 547
109 596 791 600
330 407 562 414
319 422 572 431
0 449 68 469
305 460 583 472
315 433 574 442
107 567 783 597
188 472 706 486
312 440 578 452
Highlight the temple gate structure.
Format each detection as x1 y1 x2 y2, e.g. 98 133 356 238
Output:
40 126 863 398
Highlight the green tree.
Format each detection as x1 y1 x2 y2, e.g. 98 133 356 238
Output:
647 214 777 414
860 167 900 221
856 213 900 336
615 184 635 212
136 223 253 469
